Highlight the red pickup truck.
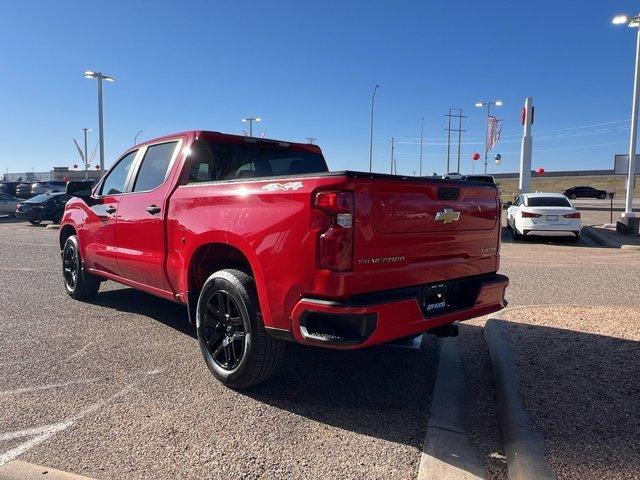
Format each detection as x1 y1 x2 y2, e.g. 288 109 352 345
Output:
60 131 508 388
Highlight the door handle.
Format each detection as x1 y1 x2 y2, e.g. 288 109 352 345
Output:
146 205 161 215
105 205 116 214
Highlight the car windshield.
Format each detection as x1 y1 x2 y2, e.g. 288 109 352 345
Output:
26 193 59 203
527 196 572 207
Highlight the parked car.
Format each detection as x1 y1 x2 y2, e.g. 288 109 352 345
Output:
15 182 33 199
461 174 495 185
507 192 581 240
60 130 508 388
16 192 70 225
0 193 20 216
562 185 607 200
31 181 67 196
0 181 21 197
443 172 463 180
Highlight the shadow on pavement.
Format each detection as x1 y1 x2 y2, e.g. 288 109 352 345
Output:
502 320 640 477
85 286 441 456
246 337 439 449
88 287 196 338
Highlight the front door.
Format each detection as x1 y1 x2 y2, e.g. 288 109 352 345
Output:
83 149 139 276
115 140 181 292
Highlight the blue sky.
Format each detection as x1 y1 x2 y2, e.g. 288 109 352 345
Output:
1 0 639 176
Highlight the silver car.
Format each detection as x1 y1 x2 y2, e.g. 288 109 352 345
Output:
0 193 19 216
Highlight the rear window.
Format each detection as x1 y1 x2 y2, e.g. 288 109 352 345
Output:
526 196 571 207
187 139 328 183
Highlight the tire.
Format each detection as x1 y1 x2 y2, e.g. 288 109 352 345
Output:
29 220 41 225
511 223 524 240
62 235 100 300
598 194 606 200
196 269 285 389
569 194 577 200
569 233 581 242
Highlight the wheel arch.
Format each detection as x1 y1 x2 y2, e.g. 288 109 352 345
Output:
185 241 270 326
59 224 77 250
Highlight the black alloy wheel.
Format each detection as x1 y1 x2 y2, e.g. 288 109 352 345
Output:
201 289 247 370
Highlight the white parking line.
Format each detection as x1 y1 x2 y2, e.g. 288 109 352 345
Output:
0 369 162 467
0 378 102 396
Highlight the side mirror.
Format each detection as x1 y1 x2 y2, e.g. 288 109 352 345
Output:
66 181 94 198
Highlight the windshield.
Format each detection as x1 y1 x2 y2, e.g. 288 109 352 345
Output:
187 139 329 183
527 196 572 207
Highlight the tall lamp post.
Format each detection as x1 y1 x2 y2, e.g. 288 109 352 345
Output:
81 128 91 179
613 14 640 226
475 99 502 174
369 84 380 172
241 117 261 137
134 130 143 145
84 71 116 172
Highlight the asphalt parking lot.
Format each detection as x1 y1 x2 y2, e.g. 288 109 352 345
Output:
1 212 638 479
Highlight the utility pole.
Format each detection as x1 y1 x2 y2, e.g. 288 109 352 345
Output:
519 97 534 193
444 108 466 173
419 118 424 176
134 130 143 145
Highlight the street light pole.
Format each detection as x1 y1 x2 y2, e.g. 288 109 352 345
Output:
419 118 424 176
84 71 116 173
369 84 380 172
135 130 143 145
241 117 261 137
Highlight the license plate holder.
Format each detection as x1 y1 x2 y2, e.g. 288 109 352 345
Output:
546 215 558 221
422 284 448 314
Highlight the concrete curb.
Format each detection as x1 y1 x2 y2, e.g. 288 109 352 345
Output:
418 337 485 480
484 319 556 480
581 226 618 248
0 461 96 480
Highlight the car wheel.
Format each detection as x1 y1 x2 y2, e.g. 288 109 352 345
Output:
569 233 580 242
598 194 606 200
569 194 577 199
62 235 100 300
29 220 41 225
196 268 285 389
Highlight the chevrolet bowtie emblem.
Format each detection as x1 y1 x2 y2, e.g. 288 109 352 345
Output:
435 208 461 224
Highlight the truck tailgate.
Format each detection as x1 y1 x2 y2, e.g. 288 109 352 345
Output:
351 177 501 293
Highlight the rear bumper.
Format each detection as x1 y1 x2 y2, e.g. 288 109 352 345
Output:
519 218 581 234
289 273 508 349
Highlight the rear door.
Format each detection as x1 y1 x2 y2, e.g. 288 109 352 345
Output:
115 139 182 291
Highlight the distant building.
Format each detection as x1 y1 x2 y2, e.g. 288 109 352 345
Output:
2 167 103 182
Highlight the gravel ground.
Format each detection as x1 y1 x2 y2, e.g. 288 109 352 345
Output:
0 219 439 480
502 306 640 480
458 224 640 480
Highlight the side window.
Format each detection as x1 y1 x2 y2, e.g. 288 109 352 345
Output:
187 140 217 183
100 150 138 196
132 141 178 192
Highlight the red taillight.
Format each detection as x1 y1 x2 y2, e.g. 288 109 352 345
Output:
521 211 542 218
314 191 353 272
563 212 580 218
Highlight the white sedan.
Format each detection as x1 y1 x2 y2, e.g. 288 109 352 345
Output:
507 192 581 240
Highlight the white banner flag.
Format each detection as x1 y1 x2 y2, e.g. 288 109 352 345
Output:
487 116 503 151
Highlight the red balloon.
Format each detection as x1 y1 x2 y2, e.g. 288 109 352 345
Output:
472 152 480 161
535 167 545 175
73 164 78 169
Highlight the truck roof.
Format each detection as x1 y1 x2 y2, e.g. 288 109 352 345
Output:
135 130 323 154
